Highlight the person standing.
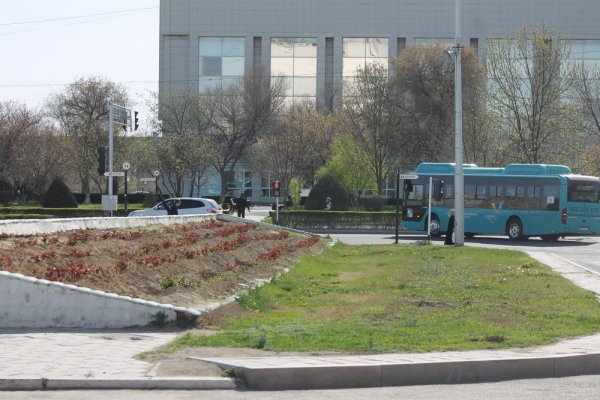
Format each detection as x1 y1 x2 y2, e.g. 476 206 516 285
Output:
162 198 181 216
324 196 333 210
236 193 250 218
444 209 455 245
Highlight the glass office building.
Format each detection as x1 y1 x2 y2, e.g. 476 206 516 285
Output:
159 0 600 200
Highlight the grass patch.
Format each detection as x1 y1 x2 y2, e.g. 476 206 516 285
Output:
166 243 600 353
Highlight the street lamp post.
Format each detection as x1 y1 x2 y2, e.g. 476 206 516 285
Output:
453 0 465 246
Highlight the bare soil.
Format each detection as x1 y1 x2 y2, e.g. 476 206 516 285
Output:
0 220 324 309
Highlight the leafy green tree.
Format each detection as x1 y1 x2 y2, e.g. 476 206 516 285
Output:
317 133 376 206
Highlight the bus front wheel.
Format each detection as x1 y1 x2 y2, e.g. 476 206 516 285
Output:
428 214 442 237
507 218 524 241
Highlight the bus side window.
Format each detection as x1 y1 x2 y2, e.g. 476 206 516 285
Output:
505 186 516 198
476 185 488 199
465 185 476 200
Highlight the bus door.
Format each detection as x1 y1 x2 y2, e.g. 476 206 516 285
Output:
565 177 600 235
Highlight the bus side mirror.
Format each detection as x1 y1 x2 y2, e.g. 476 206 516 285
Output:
433 180 444 201
403 180 413 193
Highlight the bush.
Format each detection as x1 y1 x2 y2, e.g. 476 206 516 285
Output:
304 175 350 211
0 177 12 191
358 196 388 211
42 178 78 208
0 191 15 206
142 192 157 207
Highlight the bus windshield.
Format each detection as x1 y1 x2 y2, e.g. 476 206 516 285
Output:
567 178 600 203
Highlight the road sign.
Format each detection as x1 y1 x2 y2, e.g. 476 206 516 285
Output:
140 177 156 183
153 170 160 177
399 174 419 180
122 162 131 171
104 172 125 177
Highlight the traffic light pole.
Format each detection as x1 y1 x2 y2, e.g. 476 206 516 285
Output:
108 104 115 201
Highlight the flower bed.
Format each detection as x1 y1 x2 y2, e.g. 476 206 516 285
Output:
0 221 323 308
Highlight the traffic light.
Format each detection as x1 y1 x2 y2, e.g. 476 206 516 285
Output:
134 111 139 131
122 110 128 132
272 181 281 197
97 147 106 176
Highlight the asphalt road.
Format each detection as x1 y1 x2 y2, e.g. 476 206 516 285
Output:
4 375 600 400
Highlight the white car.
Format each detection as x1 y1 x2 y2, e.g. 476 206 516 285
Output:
128 197 222 217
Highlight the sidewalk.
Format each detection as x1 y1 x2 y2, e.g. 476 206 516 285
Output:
2 234 600 390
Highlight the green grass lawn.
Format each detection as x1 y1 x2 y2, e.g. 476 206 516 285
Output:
164 242 600 353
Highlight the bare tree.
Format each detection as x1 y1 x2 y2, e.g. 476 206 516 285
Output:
47 76 129 203
486 24 574 163
0 101 40 179
572 62 600 137
138 91 214 197
343 62 403 194
249 102 340 193
0 101 72 201
198 66 287 202
10 123 73 201
390 43 486 167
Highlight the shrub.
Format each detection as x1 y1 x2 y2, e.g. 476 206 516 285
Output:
42 178 78 208
358 196 388 211
142 192 157 207
304 175 350 211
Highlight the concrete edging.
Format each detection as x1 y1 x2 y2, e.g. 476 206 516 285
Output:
0 377 237 391
225 352 600 390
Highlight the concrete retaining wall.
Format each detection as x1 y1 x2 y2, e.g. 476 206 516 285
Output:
0 215 217 328
0 271 201 328
0 214 217 236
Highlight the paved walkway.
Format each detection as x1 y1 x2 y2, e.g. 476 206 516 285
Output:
2 227 600 390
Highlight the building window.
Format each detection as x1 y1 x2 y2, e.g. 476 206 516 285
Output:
271 37 317 107
564 39 600 81
226 170 252 197
199 37 245 91
342 37 389 93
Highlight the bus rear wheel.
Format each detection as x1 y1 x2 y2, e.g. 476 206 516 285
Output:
507 218 524 241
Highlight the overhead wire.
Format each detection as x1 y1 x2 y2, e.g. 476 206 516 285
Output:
0 6 157 36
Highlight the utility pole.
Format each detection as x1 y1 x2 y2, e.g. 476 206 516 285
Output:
453 0 465 246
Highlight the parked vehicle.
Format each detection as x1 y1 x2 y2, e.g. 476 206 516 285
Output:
128 197 222 217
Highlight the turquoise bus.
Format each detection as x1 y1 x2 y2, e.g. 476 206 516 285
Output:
401 163 600 241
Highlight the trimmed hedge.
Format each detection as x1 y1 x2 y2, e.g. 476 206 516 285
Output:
0 206 142 218
269 210 398 230
73 192 155 204
0 214 52 220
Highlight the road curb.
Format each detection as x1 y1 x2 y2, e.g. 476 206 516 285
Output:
0 377 237 391
197 352 600 390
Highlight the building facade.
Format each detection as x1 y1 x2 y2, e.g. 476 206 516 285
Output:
159 0 600 201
